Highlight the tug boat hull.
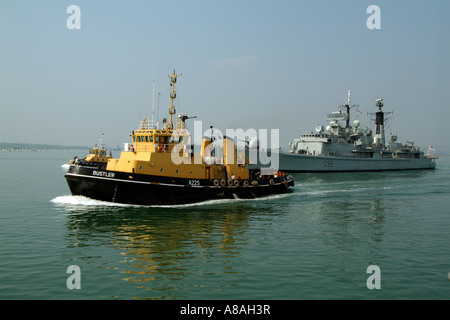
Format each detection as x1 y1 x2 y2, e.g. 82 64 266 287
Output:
65 165 294 205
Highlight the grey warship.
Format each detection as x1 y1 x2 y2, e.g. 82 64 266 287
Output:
252 91 438 172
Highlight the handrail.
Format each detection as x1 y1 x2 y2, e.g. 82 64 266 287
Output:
132 144 170 152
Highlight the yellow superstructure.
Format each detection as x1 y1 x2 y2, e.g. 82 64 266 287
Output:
82 131 112 164
85 148 111 163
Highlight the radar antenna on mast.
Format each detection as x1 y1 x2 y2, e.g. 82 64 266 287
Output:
338 90 359 134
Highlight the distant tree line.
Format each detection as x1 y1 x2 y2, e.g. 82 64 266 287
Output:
0 142 88 151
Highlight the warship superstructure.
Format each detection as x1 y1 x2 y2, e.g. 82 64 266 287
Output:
64 70 294 205
251 91 438 172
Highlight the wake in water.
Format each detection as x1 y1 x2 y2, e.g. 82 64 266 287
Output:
297 185 396 197
51 191 294 209
51 195 131 207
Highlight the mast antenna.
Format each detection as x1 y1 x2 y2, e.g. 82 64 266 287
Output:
156 92 161 129
151 57 156 128
339 89 358 134
168 70 182 130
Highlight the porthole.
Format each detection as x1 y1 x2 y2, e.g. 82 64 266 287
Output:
160 168 164 172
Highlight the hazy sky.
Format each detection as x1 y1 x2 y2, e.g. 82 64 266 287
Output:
1 0 449 150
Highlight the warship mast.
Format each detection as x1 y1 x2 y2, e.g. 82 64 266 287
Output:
344 90 351 135
339 90 356 137
375 99 384 147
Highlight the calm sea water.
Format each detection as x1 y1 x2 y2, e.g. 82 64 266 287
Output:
0 150 449 300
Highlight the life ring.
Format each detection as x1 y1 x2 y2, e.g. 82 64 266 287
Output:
233 179 240 186
243 180 249 187
220 179 227 187
269 179 275 186
128 144 134 152
213 179 220 187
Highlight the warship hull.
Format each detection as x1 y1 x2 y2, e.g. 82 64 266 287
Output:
279 152 437 172
65 165 294 205
248 150 437 173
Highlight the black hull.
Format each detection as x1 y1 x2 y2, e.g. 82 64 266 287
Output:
65 165 294 205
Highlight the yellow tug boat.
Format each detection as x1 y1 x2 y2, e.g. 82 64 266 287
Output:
65 70 294 205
